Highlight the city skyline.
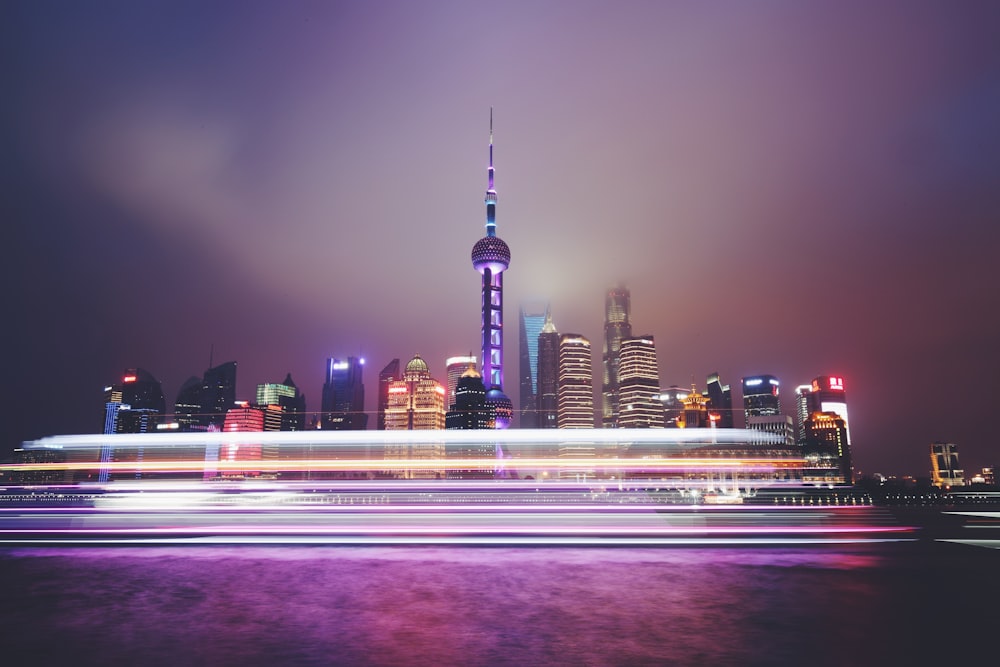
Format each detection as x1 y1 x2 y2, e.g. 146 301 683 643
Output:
5 1 999 477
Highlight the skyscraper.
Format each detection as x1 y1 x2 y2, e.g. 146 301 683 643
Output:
742 374 781 421
803 411 852 484
102 368 165 434
377 359 401 430
321 357 366 430
174 376 203 431
558 334 594 429
384 354 447 431
471 110 512 429
805 376 851 446
200 361 237 429
446 355 478 409
256 373 306 432
602 285 632 428
617 336 663 428
518 301 548 428
705 372 734 429
536 312 560 429
446 364 492 431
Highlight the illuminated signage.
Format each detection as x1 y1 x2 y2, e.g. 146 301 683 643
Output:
332 362 349 370
123 375 137 383
829 377 844 391
768 379 779 386
745 379 763 387
388 387 408 394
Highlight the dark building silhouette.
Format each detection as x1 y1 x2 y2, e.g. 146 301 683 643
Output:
103 368 165 434
321 357 367 430
174 376 203 431
376 359 401 430
200 361 237 429
705 372 734 429
536 311 559 429
602 285 632 428
446 364 492 431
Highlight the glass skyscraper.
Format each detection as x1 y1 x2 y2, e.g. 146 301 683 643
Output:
518 301 548 428
602 285 632 427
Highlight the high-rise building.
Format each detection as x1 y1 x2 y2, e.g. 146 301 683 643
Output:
705 373 734 429
321 357 366 430
742 374 781 421
518 301 548 428
384 355 447 431
676 386 711 429
794 384 813 445
804 376 851 447
102 368 165 434
219 402 265 479
174 376 203 431
536 312 560 429
256 373 306 432
617 336 663 428
471 110 512 429
558 334 594 429
602 285 632 428
200 361 237 429
446 355 478 409
930 442 965 488
803 411 852 484
377 359 401 430
655 385 691 428
445 365 494 478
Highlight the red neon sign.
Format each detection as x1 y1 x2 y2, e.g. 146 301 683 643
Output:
122 375 137 383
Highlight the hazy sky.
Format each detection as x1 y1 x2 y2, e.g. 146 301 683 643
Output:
4 0 999 476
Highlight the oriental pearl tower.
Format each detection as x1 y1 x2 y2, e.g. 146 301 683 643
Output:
471 109 513 429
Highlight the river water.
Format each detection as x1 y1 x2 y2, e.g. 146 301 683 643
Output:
1 542 997 666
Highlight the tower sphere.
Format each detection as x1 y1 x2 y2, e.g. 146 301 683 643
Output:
471 236 510 274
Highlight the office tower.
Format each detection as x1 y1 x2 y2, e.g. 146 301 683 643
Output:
536 312 560 429
930 442 965 488
803 411 852 484
174 376 203 431
377 359 401 430
321 357 366 430
256 373 306 431
794 384 813 445
602 285 632 428
617 336 663 428
746 415 795 447
518 302 548 428
558 334 593 428
705 373 734 429
446 355 478 409
219 402 265 479
742 374 781 421
471 110 512 429
200 361 237 428
445 365 494 477
102 368 166 434
384 355 447 430
804 376 851 447
656 385 691 428
676 386 710 429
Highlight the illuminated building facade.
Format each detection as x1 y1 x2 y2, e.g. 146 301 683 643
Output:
471 110 512 429
536 312 560 429
518 301 548 428
617 336 663 428
219 402 264 478
804 376 851 447
676 386 710 429
705 372 734 429
321 357 366 430
557 334 594 429
930 442 965 488
803 411 851 484
377 359 401 430
602 285 632 428
384 355 447 477
384 355 446 431
446 355 477 409
256 373 306 432
103 368 165 437
746 414 795 447
794 384 813 445
742 375 781 421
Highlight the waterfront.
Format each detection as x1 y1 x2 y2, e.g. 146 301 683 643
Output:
2 541 997 666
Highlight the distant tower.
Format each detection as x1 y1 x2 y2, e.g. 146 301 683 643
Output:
256 373 306 431
536 311 560 429
446 355 478 409
617 336 663 428
377 359 401 430
321 357 366 430
471 109 512 429
200 361 237 429
519 301 548 428
558 334 594 428
103 368 166 434
602 285 632 427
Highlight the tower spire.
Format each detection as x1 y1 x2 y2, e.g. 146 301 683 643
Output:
485 107 497 237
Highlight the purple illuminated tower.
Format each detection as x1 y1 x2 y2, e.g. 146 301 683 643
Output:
471 109 513 429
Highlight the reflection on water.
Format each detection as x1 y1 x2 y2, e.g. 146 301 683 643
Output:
1 544 996 666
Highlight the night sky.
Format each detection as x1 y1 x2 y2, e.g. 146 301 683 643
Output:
4 1 999 477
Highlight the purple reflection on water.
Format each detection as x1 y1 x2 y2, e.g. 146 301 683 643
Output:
1 545 995 665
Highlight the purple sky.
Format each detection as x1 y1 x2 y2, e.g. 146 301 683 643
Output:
4 1 999 476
